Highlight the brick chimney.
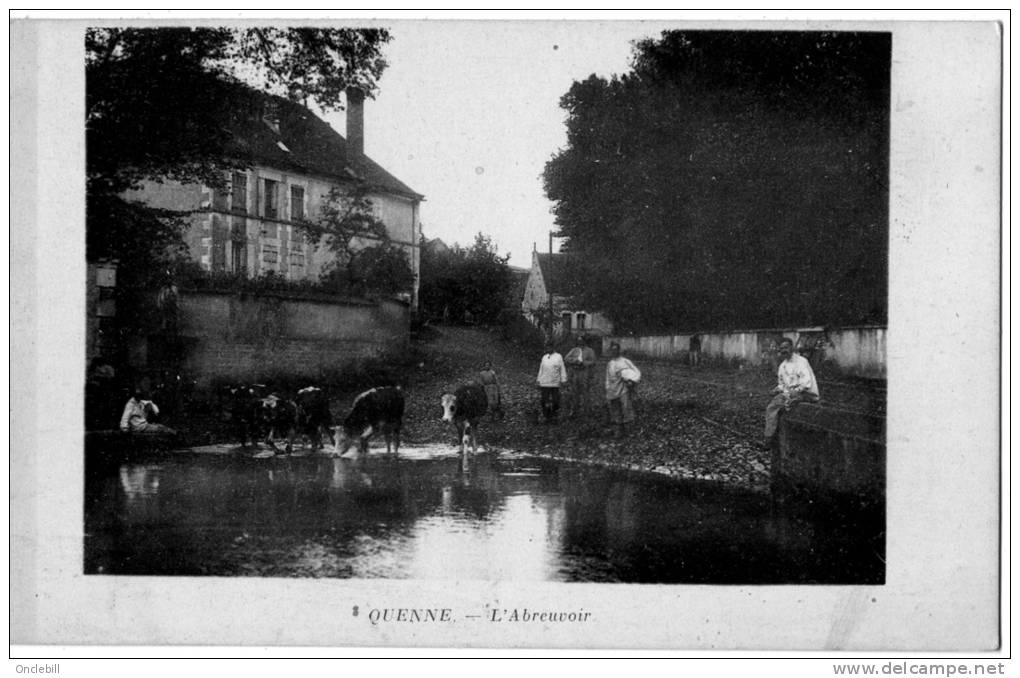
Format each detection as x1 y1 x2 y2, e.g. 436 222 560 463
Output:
346 87 365 157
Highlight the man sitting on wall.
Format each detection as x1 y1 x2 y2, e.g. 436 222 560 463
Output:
764 338 820 448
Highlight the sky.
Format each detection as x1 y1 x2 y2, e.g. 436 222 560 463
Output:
317 22 656 268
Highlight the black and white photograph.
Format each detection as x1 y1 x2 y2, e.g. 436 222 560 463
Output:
10 13 1003 655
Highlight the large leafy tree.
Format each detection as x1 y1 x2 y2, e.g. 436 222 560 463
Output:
85 27 392 331
86 27 390 201
543 31 890 333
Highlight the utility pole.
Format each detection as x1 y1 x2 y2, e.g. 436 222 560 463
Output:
548 231 555 338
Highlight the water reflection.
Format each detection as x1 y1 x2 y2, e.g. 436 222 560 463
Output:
84 447 883 583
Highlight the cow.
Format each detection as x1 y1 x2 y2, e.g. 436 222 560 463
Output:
294 386 333 452
334 386 405 458
440 383 488 455
221 383 267 449
258 393 299 454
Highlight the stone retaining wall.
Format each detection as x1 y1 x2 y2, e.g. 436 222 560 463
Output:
179 290 409 387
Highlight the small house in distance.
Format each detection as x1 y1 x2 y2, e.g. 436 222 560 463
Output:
521 248 613 340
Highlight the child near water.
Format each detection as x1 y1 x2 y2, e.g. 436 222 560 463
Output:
478 361 503 420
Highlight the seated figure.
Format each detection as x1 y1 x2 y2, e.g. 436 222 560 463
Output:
120 389 177 436
764 337 820 447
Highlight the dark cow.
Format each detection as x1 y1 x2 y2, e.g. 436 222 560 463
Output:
335 386 405 457
258 393 299 454
221 383 267 448
441 383 488 454
294 386 333 452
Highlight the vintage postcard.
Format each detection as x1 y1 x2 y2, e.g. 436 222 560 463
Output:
10 15 1002 652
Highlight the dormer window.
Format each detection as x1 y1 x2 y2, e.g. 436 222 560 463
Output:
262 101 280 134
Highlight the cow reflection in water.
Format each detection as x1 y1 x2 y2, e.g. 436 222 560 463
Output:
329 457 373 492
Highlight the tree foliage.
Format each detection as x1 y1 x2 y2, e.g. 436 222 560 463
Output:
85 27 393 325
419 233 514 324
86 27 390 199
309 187 415 297
543 31 890 333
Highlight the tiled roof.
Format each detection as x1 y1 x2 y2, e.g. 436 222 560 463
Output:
223 84 423 201
509 266 529 303
535 252 571 295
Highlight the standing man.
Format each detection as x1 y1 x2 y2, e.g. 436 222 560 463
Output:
605 342 641 437
564 335 597 417
536 341 568 423
763 337 820 447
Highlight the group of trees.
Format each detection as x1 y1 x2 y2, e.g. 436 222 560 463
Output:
419 233 515 324
544 31 890 333
86 27 408 333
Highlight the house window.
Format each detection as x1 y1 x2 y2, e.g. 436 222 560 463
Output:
290 185 305 222
262 243 279 264
576 313 587 330
263 178 279 219
231 172 247 213
561 312 572 331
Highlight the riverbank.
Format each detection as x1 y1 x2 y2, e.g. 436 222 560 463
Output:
398 326 773 489
148 325 882 491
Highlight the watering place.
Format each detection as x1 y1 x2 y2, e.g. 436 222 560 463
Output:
84 444 883 583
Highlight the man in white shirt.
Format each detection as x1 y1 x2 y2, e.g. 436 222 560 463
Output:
764 338 820 446
536 341 568 422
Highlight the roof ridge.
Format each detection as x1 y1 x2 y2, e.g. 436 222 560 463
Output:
221 81 423 201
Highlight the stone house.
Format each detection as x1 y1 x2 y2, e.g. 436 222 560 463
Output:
521 249 613 340
99 85 425 388
123 85 424 308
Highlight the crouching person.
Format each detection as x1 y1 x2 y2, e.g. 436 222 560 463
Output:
763 337 820 448
605 342 641 437
120 389 177 436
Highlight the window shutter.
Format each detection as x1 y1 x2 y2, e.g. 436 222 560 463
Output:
211 186 228 212
210 215 227 271
231 173 248 213
290 185 305 222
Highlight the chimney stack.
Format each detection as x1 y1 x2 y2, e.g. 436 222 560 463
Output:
346 87 365 157
549 232 553 256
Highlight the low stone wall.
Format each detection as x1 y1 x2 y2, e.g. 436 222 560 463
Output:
773 402 886 506
179 290 409 387
604 325 886 379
